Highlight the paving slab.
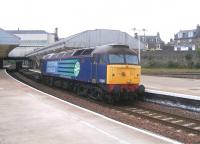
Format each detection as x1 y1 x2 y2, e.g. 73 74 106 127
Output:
142 75 200 96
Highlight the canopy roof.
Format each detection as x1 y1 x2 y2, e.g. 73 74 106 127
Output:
27 29 144 57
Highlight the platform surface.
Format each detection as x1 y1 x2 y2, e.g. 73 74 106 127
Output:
142 75 200 96
0 70 179 144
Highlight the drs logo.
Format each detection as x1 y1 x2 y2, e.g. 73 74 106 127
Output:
46 59 80 78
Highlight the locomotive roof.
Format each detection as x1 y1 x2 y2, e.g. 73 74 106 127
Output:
92 44 137 55
42 44 137 59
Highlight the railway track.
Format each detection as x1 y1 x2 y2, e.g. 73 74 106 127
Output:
8 70 200 143
116 106 200 135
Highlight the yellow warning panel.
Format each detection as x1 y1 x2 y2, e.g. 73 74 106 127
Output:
107 65 141 84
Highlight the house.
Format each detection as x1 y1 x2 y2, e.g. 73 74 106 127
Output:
139 32 164 51
174 24 200 51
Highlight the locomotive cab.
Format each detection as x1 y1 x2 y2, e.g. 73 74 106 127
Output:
91 45 143 97
91 45 141 84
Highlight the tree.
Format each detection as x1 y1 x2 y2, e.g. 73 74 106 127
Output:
185 53 192 61
197 48 200 58
185 53 193 68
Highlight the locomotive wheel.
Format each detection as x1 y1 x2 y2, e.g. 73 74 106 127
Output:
73 84 79 94
103 94 114 104
44 76 49 85
62 81 69 90
77 86 85 97
95 87 103 101
137 85 145 96
107 96 114 104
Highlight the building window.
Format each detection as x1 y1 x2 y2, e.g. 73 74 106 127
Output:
145 43 148 48
178 33 182 38
188 31 193 37
182 33 186 38
142 37 146 42
155 37 158 43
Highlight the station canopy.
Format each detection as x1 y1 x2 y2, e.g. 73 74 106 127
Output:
0 28 20 58
26 29 144 58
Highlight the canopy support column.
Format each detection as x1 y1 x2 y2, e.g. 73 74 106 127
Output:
0 59 3 69
16 61 22 70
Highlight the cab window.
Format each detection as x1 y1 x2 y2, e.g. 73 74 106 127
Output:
92 56 97 64
99 55 107 64
109 54 125 64
125 55 138 64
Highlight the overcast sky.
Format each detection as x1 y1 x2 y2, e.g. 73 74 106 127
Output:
0 0 200 42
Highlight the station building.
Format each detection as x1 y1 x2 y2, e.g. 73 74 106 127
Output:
7 28 58 57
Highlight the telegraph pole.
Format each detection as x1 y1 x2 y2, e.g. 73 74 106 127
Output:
132 28 147 63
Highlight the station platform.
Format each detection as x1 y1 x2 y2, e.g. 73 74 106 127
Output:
0 69 179 144
142 75 200 96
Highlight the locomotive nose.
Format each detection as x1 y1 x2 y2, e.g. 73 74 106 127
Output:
121 72 126 76
106 65 141 84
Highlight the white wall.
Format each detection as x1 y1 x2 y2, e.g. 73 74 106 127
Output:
15 34 48 40
174 45 195 51
47 34 56 44
8 46 42 57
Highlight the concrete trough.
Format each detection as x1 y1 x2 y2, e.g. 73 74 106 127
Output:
144 89 200 112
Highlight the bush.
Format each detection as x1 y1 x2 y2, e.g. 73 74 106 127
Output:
195 62 200 68
167 61 179 68
197 48 200 58
185 53 192 61
145 60 164 68
187 61 194 68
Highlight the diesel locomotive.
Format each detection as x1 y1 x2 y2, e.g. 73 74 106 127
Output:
40 44 144 103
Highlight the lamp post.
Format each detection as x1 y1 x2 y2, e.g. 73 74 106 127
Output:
132 28 146 63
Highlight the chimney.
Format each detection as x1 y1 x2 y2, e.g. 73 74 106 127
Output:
134 33 138 39
54 27 59 41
